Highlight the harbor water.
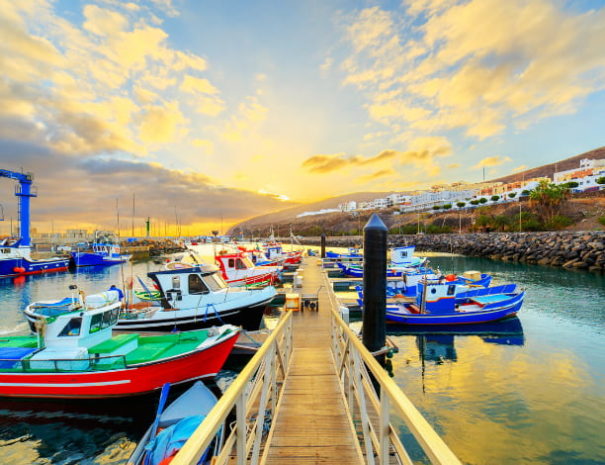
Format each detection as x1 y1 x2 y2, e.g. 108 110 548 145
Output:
0 251 603 464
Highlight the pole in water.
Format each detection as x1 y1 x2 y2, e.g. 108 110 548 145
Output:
320 233 326 258
362 213 387 354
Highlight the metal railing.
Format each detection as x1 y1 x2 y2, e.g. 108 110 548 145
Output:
170 310 293 465
327 297 462 464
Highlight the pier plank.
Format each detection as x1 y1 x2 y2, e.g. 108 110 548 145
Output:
262 257 364 465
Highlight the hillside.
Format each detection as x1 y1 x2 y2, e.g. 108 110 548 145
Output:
230 191 395 232
491 146 605 184
230 146 605 234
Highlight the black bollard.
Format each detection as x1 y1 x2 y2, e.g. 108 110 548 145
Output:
362 213 387 354
320 233 326 258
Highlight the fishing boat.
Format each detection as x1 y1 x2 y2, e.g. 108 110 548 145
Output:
116 264 276 332
384 281 524 325
326 247 362 259
128 382 222 465
0 244 70 278
70 232 131 267
215 251 281 288
6 291 239 399
339 246 427 278
386 269 492 298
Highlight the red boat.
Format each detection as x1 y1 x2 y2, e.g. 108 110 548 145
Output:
1 290 239 399
215 251 281 288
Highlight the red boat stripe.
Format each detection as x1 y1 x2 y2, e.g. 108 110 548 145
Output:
0 380 131 387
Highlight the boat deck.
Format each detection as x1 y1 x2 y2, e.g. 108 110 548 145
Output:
263 257 364 465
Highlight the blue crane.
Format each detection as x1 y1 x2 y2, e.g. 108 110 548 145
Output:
0 169 36 247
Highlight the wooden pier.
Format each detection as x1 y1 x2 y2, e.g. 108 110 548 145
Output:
172 256 462 465
263 258 364 464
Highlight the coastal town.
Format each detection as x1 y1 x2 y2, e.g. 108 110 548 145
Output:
298 157 605 217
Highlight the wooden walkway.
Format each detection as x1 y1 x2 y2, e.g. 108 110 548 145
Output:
263 257 364 465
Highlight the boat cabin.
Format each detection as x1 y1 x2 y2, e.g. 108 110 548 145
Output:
415 282 459 313
147 265 229 308
391 246 416 265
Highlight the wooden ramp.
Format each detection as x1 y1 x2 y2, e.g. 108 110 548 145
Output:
263 257 364 465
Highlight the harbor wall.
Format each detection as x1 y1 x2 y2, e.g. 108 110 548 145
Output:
300 231 605 272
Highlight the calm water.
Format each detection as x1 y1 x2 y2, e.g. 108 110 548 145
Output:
0 256 241 465
0 251 603 464
387 254 605 465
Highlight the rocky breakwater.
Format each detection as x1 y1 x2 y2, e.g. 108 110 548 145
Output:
390 231 605 272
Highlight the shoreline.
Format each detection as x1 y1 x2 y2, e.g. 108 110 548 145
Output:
295 231 605 272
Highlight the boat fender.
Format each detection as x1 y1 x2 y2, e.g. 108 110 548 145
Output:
13 267 26 273
445 274 457 282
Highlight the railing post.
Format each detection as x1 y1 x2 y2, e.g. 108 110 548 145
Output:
353 351 376 465
251 345 274 465
379 390 390 465
236 390 247 465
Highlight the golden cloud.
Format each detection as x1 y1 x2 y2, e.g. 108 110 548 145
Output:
472 155 512 170
339 0 605 139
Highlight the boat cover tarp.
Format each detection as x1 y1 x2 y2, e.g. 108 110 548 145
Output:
0 347 37 369
146 415 206 465
159 381 217 428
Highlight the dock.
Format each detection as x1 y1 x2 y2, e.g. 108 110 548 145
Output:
171 256 463 465
263 258 364 464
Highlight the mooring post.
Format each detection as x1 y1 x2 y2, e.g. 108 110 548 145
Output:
362 213 387 354
320 233 326 258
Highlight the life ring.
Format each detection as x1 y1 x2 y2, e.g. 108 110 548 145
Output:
13 267 26 273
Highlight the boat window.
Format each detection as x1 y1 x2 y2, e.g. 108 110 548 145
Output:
189 274 209 294
447 285 456 296
172 276 180 288
228 258 235 268
58 317 82 337
236 259 246 270
102 310 113 327
205 273 228 291
90 313 103 333
110 308 119 324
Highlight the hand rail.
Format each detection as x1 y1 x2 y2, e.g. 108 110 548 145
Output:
170 310 293 465
329 305 463 465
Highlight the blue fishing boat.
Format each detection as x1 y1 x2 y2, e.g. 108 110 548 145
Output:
387 269 492 297
326 247 362 259
385 282 524 325
70 232 131 267
339 245 427 278
128 382 222 465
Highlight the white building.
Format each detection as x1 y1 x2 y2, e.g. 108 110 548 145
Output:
554 158 605 183
338 201 357 212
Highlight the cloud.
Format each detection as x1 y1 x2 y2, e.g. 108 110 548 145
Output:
512 164 528 173
338 1 605 139
447 163 461 169
357 169 396 183
472 156 512 169
221 96 268 142
0 141 294 229
302 149 397 174
0 1 224 158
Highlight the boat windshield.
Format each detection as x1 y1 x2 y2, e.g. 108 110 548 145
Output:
204 273 228 291
242 256 255 268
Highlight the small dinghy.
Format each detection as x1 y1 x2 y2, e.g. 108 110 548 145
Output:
128 382 221 465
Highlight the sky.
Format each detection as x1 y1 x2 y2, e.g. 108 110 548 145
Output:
0 0 604 235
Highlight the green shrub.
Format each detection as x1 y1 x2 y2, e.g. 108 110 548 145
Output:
599 217 605 226
564 181 579 188
521 190 530 196
475 214 492 228
426 224 452 234
479 197 488 204
443 204 452 209
597 177 605 185
508 192 517 198
470 200 479 205
545 215 573 230
491 195 500 201
433 205 441 210
456 202 466 208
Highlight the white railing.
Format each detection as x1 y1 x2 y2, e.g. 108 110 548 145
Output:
170 310 293 465
328 305 462 465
